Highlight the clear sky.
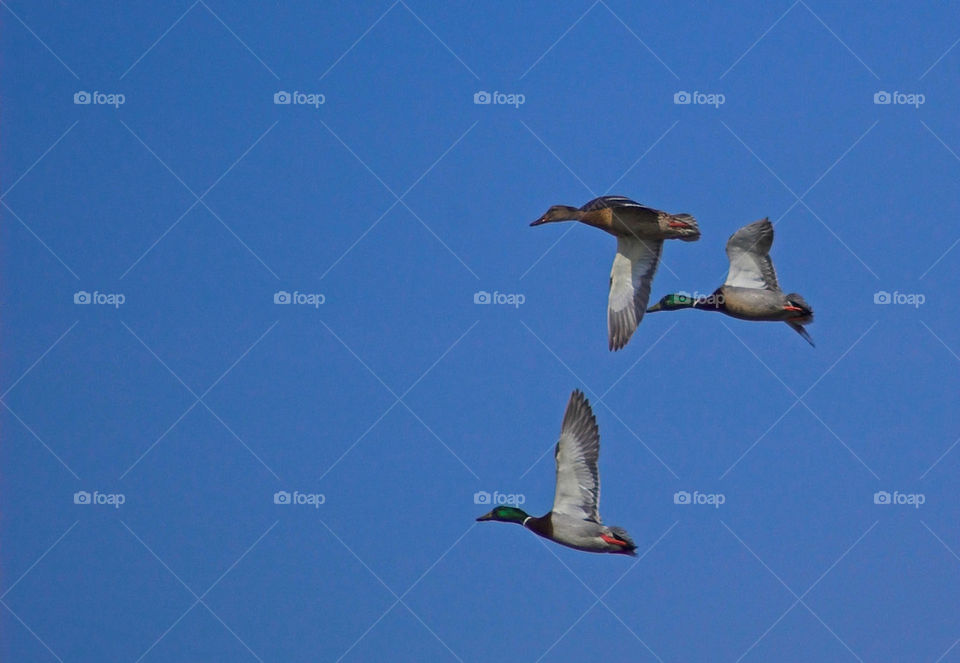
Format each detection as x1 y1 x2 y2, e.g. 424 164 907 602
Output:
3 2 959 661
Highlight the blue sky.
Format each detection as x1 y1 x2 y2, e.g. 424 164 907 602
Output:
3 1 960 661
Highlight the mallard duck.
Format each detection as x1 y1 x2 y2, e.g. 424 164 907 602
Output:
531 196 700 351
646 218 814 346
476 390 637 555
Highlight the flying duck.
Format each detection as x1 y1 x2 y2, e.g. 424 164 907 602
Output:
531 196 700 351
647 218 814 345
476 390 637 555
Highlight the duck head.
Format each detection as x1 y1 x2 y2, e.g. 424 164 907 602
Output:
476 505 529 524
531 205 579 226
647 293 697 312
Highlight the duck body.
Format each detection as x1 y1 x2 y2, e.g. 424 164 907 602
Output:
531 196 700 351
647 218 815 346
476 390 637 556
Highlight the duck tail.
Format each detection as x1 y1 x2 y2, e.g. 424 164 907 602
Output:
668 213 700 241
608 527 637 555
785 293 814 322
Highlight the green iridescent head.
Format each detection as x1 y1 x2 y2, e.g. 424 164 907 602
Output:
476 505 529 524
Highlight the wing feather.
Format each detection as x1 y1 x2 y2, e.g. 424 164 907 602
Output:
608 237 663 351
552 390 602 522
724 218 780 290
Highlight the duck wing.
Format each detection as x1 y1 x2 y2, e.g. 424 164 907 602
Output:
724 218 780 291
552 390 602 523
580 196 647 212
608 236 663 351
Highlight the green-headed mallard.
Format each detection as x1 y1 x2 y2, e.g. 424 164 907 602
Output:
476 390 637 555
647 217 814 345
531 196 700 351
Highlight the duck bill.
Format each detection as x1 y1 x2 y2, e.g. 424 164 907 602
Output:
476 511 495 521
530 216 548 227
646 302 663 313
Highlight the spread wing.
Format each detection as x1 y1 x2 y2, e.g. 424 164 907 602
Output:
724 218 780 290
608 236 663 351
552 390 602 522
